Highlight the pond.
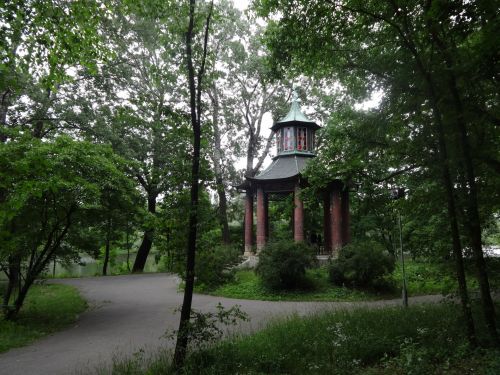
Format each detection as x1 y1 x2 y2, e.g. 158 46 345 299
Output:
43 252 161 278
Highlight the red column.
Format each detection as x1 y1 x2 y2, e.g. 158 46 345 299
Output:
264 193 269 241
294 185 304 242
323 191 331 253
256 187 266 252
341 189 350 245
244 191 253 256
330 189 343 254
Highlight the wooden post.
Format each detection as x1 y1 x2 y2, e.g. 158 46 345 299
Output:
244 191 253 256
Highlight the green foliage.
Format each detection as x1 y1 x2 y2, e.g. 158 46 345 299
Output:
0 283 86 352
267 197 293 241
194 245 242 291
328 241 395 289
165 303 248 349
0 135 139 316
256 241 316 291
157 189 221 275
0 0 107 92
396 259 456 296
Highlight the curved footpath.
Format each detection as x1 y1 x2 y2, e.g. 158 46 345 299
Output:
0 273 441 375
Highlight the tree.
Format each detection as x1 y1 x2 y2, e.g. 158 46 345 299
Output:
173 0 214 368
0 136 136 319
0 0 110 300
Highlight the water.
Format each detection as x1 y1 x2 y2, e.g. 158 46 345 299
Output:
44 252 161 278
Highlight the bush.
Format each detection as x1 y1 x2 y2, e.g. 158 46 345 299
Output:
329 240 395 288
256 241 316 290
195 245 242 290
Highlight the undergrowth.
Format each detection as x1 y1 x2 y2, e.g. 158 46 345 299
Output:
102 302 500 375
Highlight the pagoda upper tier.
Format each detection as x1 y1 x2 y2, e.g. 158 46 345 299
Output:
249 91 320 182
272 91 320 158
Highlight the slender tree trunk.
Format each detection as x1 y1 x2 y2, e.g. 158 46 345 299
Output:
132 193 157 273
173 0 213 369
209 85 230 244
444 62 499 345
427 24 499 343
216 174 230 244
0 89 10 142
420 71 478 347
1 90 16 310
126 220 131 272
103 218 111 276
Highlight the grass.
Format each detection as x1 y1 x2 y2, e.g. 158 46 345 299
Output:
103 302 500 375
202 269 391 301
199 258 500 302
0 283 87 353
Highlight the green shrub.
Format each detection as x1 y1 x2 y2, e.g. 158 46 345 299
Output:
256 241 316 290
195 245 242 290
329 240 395 288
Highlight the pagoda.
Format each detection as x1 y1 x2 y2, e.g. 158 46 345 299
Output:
240 91 350 256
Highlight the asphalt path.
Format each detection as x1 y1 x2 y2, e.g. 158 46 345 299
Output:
0 273 441 375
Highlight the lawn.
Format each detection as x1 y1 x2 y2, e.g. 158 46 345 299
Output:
0 283 87 353
202 268 393 301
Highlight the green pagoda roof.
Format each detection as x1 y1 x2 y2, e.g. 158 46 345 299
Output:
249 154 313 181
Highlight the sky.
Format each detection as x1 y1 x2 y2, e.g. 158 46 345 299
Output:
232 0 250 11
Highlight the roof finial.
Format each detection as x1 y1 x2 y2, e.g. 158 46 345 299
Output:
292 85 301 105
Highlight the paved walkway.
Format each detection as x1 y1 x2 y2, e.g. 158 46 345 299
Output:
0 274 441 375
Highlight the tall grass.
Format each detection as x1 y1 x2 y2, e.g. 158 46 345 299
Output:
104 303 500 374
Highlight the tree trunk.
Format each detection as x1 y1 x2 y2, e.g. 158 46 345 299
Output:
420 69 478 347
209 85 230 244
31 88 52 139
173 0 213 369
246 132 256 177
2 254 21 316
132 192 157 273
446 67 498 345
0 89 10 142
1 91 13 311
216 174 231 244
102 218 111 276
427 25 498 345
5 277 33 321
126 220 131 272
